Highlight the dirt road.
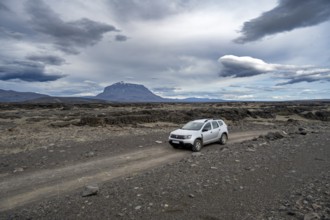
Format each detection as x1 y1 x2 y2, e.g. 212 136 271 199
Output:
0 130 273 211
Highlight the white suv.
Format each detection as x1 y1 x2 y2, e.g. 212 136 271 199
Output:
168 119 228 152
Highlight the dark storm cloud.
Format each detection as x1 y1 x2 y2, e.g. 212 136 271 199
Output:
115 34 128 42
108 0 194 21
235 0 330 43
25 0 119 54
219 63 263 77
0 2 24 40
0 2 10 12
0 27 23 39
26 54 66 66
277 69 330 85
0 60 65 82
278 77 319 85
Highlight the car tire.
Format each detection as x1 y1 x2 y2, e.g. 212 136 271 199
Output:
219 133 228 145
192 139 203 152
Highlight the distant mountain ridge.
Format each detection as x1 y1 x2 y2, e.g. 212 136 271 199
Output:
0 82 225 103
25 96 109 104
181 97 226 103
0 89 49 102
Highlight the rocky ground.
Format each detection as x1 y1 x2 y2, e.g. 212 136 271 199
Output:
0 102 329 219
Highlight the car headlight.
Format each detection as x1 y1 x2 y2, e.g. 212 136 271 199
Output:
184 135 192 139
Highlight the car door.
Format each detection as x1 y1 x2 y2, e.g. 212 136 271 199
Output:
211 121 221 141
201 122 213 144
217 120 225 134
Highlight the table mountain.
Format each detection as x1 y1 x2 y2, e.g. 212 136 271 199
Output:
96 82 165 102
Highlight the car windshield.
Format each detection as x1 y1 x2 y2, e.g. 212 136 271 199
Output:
182 121 204 130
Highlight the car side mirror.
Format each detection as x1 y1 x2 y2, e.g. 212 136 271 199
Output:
202 128 208 132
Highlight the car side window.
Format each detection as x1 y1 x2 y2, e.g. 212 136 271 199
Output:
218 120 223 126
212 121 219 129
203 122 211 132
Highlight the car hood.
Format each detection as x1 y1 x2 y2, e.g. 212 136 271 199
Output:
171 129 199 135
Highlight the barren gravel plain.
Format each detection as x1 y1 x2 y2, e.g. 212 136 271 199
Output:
0 102 329 220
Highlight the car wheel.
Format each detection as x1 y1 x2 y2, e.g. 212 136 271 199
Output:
220 133 228 145
192 139 203 152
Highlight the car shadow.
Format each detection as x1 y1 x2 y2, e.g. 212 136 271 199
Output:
170 142 224 152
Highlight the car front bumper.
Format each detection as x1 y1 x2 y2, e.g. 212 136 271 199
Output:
168 139 194 147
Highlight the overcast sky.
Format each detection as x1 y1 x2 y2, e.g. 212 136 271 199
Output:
1 0 330 100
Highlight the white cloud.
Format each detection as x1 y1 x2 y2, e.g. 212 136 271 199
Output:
223 94 255 100
218 55 276 77
218 55 330 85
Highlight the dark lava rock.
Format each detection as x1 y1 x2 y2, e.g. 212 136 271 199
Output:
314 111 330 121
50 121 71 128
81 185 99 197
287 118 299 124
301 111 330 121
300 131 308 135
298 127 308 135
79 117 106 127
263 132 284 141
